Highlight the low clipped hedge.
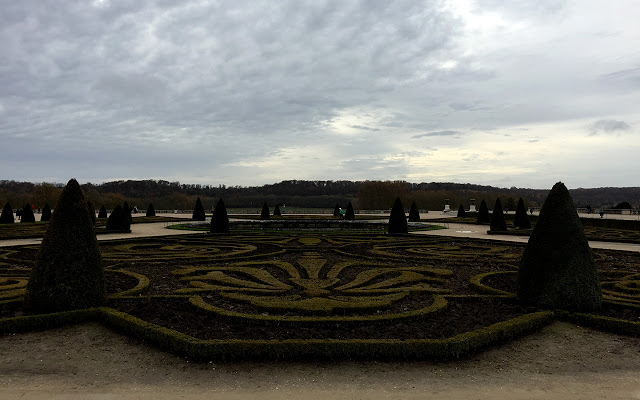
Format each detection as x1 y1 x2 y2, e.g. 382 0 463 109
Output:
0 307 554 361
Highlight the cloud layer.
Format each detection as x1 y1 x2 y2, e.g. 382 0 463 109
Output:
1 0 639 188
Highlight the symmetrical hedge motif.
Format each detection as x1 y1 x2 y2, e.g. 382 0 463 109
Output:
2 233 640 360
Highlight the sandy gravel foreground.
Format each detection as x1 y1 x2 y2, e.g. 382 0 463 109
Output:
1 322 640 399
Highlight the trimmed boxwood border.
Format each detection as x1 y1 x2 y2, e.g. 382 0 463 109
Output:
0 307 553 361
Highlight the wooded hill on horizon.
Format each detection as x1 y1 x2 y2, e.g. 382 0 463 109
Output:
1 179 639 212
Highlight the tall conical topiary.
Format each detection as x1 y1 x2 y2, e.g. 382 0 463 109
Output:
261 202 270 219
40 203 52 222
476 200 490 224
98 205 107 219
274 204 282 216
408 201 420 222
457 204 466 218
21 203 35 223
192 197 206 221
333 203 341 217
0 202 14 224
146 203 156 217
388 197 408 234
123 201 132 223
514 197 531 229
345 201 355 220
489 198 507 231
517 182 601 311
106 204 131 232
210 198 230 234
87 200 96 226
25 179 105 313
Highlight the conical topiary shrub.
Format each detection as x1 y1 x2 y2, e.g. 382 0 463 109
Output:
333 203 341 217
98 205 107 219
457 204 466 218
106 204 131 232
489 198 507 231
517 182 601 311
388 197 408 234
123 201 132 223
25 179 105 313
514 197 531 229
274 204 282 216
192 197 206 221
261 202 270 219
408 201 420 222
0 202 14 224
40 203 52 222
21 203 36 223
146 203 156 217
345 202 355 220
210 198 230 234
476 200 490 224
87 200 96 226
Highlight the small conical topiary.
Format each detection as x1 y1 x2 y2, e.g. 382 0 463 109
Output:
192 197 206 221
87 200 96 226
25 179 105 313
513 198 531 229
106 204 131 232
98 205 107 219
457 204 466 218
40 203 52 222
517 182 601 311
21 203 36 223
146 203 156 217
273 204 282 216
408 201 420 222
0 202 14 224
345 201 356 220
261 202 270 219
333 203 341 217
388 197 408 234
123 201 132 223
489 198 507 231
476 200 490 224
210 198 230 233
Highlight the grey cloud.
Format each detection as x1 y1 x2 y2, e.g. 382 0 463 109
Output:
589 120 631 135
412 130 463 138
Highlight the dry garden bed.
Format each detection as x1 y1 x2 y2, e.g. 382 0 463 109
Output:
2 232 640 360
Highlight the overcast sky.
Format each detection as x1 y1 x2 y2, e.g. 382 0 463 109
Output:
2 0 639 189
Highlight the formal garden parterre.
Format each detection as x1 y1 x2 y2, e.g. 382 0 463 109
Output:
2 231 640 360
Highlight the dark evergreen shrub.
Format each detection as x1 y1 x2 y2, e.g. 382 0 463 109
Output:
457 204 466 218
273 204 282 216
192 197 206 221
146 203 156 217
21 203 36 223
25 179 105 313
261 202 270 219
106 204 131 232
408 201 420 222
87 200 96 226
333 203 341 217
0 202 14 224
476 200 490 224
489 198 507 231
388 197 408 234
98 205 107 219
211 198 230 234
345 202 355 220
517 182 601 312
613 201 632 209
40 203 52 222
514 198 531 229
123 201 132 223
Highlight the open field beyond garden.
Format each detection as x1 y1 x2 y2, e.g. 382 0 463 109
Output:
2 232 640 361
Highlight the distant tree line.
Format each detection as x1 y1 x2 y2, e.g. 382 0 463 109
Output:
1 179 639 212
